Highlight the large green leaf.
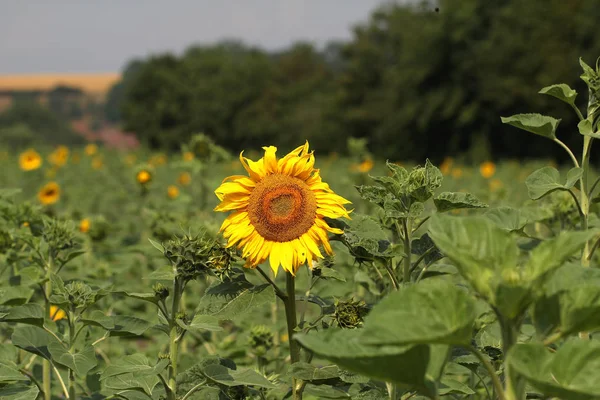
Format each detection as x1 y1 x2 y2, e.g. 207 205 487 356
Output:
195 277 275 321
296 329 448 398
290 362 340 381
508 340 600 400
428 214 518 303
501 113 561 139
360 279 476 346
485 207 529 232
538 84 577 105
525 166 582 200
101 354 167 380
80 310 115 330
176 314 223 333
340 214 393 260
0 383 39 400
11 325 63 360
0 304 44 327
103 374 159 396
49 343 97 376
433 192 487 213
0 287 34 306
108 316 153 337
202 364 274 388
0 362 28 382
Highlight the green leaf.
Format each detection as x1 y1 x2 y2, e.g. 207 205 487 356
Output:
195 276 275 321
501 113 561 139
485 207 529 232
578 119 599 137
145 265 175 281
319 267 347 282
296 329 447 398
177 314 223 333
361 279 476 346
101 354 167 380
525 166 582 200
355 185 387 206
341 214 392 260
103 374 159 396
433 192 488 213
0 362 28 382
11 325 63 360
290 362 340 381
116 291 159 305
538 84 577 105
49 343 97 376
0 287 34 306
0 383 39 400
108 316 153 337
439 377 476 395
0 304 44 327
354 270 381 296
147 238 164 253
202 364 275 388
80 310 115 330
508 340 600 400
428 214 519 306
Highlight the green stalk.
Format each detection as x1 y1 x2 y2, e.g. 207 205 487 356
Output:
167 278 182 400
403 219 412 283
499 316 523 400
68 310 76 399
581 135 594 266
42 256 53 400
284 272 303 400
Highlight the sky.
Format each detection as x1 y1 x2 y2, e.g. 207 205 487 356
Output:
0 0 392 74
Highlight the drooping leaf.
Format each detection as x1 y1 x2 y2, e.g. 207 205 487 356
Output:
538 84 577 105
103 373 159 396
0 362 28 382
0 383 39 400
80 310 116 330
341 214 392 260
101 354 167 380
49 343 97 376
177 314 223 333
501 113 561 139
525 166 582 200
202 364 275 388
290 362 340 381
145 265 175 281
485 207 529 232
433 192 488 213
0 304 44 327
11 325 63 360
108 316 153 337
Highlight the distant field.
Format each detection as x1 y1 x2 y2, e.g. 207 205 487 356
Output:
0 72 120 94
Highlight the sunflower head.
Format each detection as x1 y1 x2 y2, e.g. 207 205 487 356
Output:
50 305 67 322
178 172 192 186
136 169 152 185
183 151 194 162
480 161 496 179
167 185 180 199
214 142 351 276
48 146 69 167
84 143 98 156
91 157 103 170
333 298 370 329
38 182 60 205
79 218 91 233
19 149 42 171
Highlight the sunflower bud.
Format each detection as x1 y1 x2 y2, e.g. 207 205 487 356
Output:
42 219 78 253
248 325 274 357
64 281 95 308
333 298 369 329
152 283 169 300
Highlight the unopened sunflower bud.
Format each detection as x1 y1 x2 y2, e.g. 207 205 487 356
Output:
333 298 370 329
152 283 169 300
158 352 170 360
248 325 274 357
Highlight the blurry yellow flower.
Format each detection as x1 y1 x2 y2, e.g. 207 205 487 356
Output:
451 168 463 179
215 142 351 275
80 218 90 233
480 161 496 179
125 154 137 166
38 182 60 205
50 305 66 322
91 157 103 170
84 143 98 156
440 157 453 175
48 146 69 167
352 158 374 173
280 333 289 343
19 149 42 171
22 222 29 227
489 179 503 192
167 185 180 199
183 151 194 162
149 153 167 167
136 170 152 184
177 172 192 186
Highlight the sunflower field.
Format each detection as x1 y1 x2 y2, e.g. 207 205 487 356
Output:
1 59 600 400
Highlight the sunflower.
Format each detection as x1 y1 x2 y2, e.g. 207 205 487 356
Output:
48 146 69 167
38 182 60 205
214 142 351 275
183 151 194 162
91 156 103 170
480 161 496 179
50 305 66 321
167 185 180 199
178 172 192 186
136 170 152 184
19 149 42 171
84 143 98 156
79 218 91 233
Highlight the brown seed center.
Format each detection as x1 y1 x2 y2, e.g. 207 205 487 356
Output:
248 173 317 242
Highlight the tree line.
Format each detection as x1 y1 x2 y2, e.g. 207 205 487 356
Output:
106 0 600 162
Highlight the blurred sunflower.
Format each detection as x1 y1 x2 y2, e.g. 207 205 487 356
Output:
48 146 69 167
351 158 374 173
480 161 496 179
136 169 152 184
124 153 137 166
440 157 453 175
451 168 463 179
91 156 103 170
50 305 66 321
38 182 60 205
177 172 192 186
167 185 180 199
84 143 98 156
183 151 194 162
79 218 90 233
19 149 42 171
215 142 351 275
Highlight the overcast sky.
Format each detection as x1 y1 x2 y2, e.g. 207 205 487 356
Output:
0 0 393 74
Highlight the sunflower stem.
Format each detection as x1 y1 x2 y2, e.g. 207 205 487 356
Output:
42 255 53 400
402 219 412 283
284 272 303 400
167 277 182 400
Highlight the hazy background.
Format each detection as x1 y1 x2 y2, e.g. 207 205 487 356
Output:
1 0 391 73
